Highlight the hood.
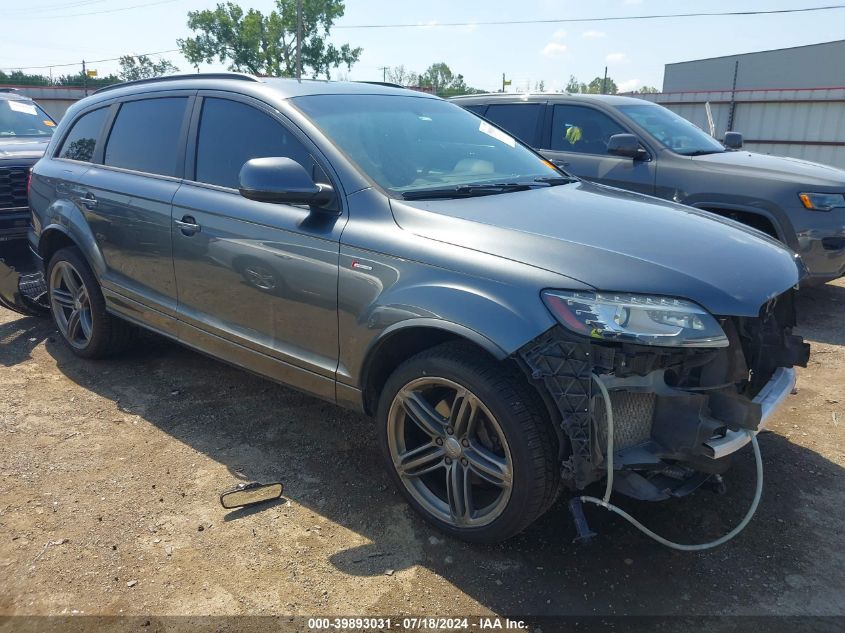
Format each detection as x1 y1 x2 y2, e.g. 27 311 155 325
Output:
690 150 845 189
0 136 52 162
391 181 803 317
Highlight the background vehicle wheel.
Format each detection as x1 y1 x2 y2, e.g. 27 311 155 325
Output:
47 247 135 359
377 341 559 543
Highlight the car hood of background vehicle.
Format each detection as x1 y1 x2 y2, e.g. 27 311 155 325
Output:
391 181 803 317
690 150 845 188
0 136 51 161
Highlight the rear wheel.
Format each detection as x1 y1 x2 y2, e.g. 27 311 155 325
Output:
377 342 559 543
47 247 134 358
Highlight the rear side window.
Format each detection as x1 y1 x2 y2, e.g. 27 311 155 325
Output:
104 98 187 177
484 103 542 145
463 104 487 116
194 98 313 189
58 107 109 162
549 104 627 154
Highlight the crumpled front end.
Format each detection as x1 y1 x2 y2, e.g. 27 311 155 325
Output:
518 290 809 501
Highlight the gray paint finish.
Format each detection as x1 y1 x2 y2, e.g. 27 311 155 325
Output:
29 76 804 413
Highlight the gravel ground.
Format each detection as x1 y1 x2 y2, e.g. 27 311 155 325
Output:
1 258 843 623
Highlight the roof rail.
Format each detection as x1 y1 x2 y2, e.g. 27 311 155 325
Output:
355 81 406 89
94 72 261 95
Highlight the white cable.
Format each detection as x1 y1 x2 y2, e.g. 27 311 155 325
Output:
580 373 764 551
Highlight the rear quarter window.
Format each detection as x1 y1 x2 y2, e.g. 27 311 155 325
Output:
57 107 109 162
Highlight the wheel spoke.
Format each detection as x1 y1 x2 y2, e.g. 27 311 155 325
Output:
79 310 93 339
66 309 82 341
401 390 447 438
446 461 473 524
395 442 445 478
60 266 81 296
52 288 74 309
449 390 479 438
465 443 511 488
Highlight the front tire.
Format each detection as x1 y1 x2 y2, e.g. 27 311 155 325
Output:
376 342 559 543
47 247 134 358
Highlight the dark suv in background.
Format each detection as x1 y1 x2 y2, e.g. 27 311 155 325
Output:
0 89 55 242
25 74 808 543
453 93 845 284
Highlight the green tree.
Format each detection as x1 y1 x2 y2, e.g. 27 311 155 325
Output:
415 62 481 96
585 76 618 94
565 74 581 93
178 0 362 79
636 85 659 94
119 55 179 81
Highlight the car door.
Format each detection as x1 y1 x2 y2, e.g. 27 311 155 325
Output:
77 94 193 334
171 93 344 400
539 103 656 195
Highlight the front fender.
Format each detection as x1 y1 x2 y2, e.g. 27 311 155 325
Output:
39 200 107 279
337 251 572 387
683 194 796 249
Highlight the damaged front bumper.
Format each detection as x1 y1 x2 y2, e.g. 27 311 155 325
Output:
0 244 48 317
706 366 795 459
519 291 809 501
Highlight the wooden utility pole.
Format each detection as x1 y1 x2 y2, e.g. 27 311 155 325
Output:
601 66 608 94
296 0 302 80
378 66 389 82
82 60 88 96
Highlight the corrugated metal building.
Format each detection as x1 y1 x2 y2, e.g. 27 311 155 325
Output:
637 40 845 169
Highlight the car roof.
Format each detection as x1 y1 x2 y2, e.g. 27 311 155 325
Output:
91 73 437 101
450 92 651 107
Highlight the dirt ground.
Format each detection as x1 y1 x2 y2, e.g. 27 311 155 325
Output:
1 260 844 624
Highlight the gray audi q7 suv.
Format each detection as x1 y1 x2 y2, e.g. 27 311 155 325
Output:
453 93 845 285
27 74 809 543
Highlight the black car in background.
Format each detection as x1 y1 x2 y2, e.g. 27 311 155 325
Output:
0 89 56 243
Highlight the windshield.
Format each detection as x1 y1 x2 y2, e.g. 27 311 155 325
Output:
616 104 724 156
293 94 560 196
0 99 55 137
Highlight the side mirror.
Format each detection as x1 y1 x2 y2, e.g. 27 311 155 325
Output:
724 131 743 149
607 133 644 159
238 157 335 208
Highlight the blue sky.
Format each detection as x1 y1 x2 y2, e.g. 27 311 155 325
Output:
2 0 844 92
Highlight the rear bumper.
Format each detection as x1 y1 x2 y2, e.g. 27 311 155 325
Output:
704 367 796 459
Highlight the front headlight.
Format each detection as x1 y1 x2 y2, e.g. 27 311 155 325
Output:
542 290 729 348
799 192 845 211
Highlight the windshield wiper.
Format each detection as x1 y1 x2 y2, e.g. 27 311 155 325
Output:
534 176 579 186
684 149 725 156
401 183 535 200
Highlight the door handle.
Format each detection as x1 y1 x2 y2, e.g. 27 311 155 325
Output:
80 194 98 209
174 215 201 235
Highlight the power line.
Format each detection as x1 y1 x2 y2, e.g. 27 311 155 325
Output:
4 0 180 21
1 49 180 72
334 4 845 29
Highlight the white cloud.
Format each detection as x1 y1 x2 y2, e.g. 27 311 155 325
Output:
541 42 569 57
623 0 643 5
617 79 640 93
553 28 567 39
582 30 606 38
606 52 629 64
